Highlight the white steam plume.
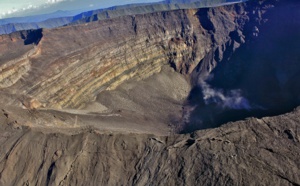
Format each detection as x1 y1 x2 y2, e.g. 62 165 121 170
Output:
199 76 251 110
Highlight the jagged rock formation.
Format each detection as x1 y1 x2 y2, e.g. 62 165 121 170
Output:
0 0 299 185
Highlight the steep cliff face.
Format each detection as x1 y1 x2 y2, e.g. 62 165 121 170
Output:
0 5 243 110
183 0 300 132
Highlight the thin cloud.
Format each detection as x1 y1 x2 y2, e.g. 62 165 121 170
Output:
47 0 67 4
0 0 68 19
0 0 162 19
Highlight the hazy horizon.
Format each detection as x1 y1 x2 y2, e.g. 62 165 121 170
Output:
0 0 162 19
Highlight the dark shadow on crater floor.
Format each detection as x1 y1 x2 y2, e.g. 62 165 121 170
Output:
180 2 300 133
180 86 298 134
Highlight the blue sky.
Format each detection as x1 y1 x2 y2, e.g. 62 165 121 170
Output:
0 0 162 19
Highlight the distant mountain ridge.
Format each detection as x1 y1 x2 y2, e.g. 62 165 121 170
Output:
0 10 82 26
70 0 247 26
0 0 247 35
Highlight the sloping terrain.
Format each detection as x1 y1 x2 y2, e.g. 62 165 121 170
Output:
0 104 299 185
0 0 299 185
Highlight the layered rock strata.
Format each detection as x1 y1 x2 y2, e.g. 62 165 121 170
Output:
0 5 245 109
